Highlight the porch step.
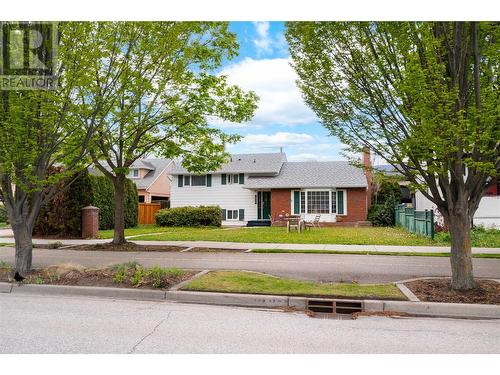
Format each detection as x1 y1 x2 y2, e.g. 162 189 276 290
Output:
246 220 271 227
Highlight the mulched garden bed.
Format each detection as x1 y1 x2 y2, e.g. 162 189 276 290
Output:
61 243 186 252
405 278 500 305
0 263 196 290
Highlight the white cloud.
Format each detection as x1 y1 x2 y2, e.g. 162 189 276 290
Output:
253 22 272 54
287 153 336 162
219 57 317 126
241 132 314 146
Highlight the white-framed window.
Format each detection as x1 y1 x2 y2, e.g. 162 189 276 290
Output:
227 173 240 184
298 189 346 215
307 191 330 214
129 169 139 178
191 175 206 186
184 175 191 186
331 191 337 213
227 209 238 220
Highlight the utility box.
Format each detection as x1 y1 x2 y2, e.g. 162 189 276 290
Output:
82 206 99 239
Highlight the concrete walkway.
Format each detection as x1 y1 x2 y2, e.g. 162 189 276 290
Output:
1 227 499 253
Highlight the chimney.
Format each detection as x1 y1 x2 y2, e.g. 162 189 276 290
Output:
362 147 373 209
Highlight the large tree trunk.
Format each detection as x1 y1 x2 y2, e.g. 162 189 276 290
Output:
446 210 476 290
112 174 126 245
11 220 33 275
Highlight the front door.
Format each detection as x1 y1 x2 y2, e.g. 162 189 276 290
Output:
257 191 271 220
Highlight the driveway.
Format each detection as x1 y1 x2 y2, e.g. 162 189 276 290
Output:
1 246 499 282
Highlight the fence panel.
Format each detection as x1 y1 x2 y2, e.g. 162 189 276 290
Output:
394 204 434 239
138 203 161 225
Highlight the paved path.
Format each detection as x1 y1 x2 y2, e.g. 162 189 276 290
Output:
0 293 498 353
1 246 499 282
0 233 499 254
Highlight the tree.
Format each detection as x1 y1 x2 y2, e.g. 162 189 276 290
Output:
0 22 101 274
84 22 258 245
286 22 499 290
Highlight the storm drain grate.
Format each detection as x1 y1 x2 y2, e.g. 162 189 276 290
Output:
307 299 363 315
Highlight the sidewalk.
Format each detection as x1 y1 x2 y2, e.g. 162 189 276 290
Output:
1 228 499 254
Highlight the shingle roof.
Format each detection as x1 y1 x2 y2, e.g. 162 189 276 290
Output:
88 158 173 190
245 161 367 189
171 153 286 175
133 159 173 189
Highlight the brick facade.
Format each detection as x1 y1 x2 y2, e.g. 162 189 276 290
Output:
341 187 368 223
270 188 292 220
269 187 368 225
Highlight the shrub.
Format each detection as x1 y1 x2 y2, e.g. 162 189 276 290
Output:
155 206 221 227
0 204 8 223
34 171 138 236
368 201 395 226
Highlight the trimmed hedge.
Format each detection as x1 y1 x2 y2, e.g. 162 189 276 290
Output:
155 206 221 227
34 171 138 236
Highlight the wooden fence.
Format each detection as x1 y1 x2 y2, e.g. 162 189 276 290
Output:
394 204 434 239
138 203 161 225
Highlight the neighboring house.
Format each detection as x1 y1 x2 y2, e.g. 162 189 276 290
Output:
89 158 175 203
170 152 372 226
414 177 500 228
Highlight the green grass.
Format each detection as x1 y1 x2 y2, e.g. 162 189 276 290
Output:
98 225 500 247
182 270 406 300
0 222 9 229
251 249 500 258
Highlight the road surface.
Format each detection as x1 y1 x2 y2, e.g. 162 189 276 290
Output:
1 247 499 282
0 293 498 353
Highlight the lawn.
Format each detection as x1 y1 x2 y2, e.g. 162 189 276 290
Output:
98 225 500 247
251 249 500 258
182 270 406 300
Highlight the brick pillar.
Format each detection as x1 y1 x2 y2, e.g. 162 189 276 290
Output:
82 206 99 239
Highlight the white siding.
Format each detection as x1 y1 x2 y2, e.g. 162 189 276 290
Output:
415 190 500 228
170 173 257 226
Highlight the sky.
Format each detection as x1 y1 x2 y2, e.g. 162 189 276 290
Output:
211 21 346 162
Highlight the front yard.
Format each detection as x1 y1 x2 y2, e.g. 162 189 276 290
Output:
98 225 500 247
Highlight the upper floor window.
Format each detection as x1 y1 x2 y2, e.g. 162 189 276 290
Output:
191 175 207 186
227 174 240 184
129 169 139 178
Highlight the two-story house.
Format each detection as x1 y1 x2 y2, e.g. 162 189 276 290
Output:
90 158 175 203
170 152 372 226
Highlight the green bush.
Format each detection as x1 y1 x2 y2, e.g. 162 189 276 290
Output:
368 202 395 227
0 204 8 223
155 206 221 227
34 171 138 236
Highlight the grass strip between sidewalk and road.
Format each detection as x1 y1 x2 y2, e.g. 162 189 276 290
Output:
250 249 500 258
181 270 406 300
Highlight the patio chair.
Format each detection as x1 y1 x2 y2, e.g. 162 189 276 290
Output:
304 215 321 229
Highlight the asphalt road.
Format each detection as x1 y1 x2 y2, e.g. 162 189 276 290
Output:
0 293 498 354
1 247 499 282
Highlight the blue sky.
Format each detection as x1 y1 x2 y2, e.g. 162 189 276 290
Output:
211 21 346 161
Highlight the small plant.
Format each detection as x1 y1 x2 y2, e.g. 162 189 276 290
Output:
0 261 12 271
124 261 140 270
166 267 184 278
112 267 127 283
130 267 145 286
47 272 60 283
149 266 167 288
34 276 44 285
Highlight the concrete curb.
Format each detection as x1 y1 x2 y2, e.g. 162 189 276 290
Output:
1 282 499 319
395 283 420 302
2 282 166 301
